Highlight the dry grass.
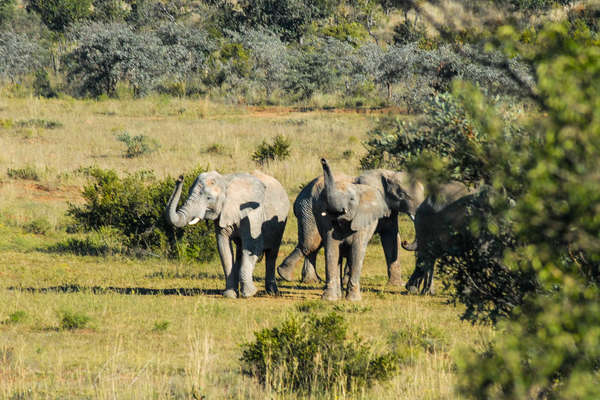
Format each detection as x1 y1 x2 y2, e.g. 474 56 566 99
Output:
0 95 492 399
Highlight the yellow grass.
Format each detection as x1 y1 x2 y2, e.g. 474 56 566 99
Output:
0 95 492 399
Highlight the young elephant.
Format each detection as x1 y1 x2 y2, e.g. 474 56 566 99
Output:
402 182 480 295
319 159 389 301
277 168 424 286
166 170 289 298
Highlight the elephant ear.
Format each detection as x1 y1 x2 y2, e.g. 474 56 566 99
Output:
350 184 390 231
219 174 266 238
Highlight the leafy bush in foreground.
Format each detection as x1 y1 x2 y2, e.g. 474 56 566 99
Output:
66 167 216 261
241 313 401 395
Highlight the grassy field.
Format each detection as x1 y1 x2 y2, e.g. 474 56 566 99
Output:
0 95 492 399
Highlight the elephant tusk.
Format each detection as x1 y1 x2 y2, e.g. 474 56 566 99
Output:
188 217 200 225
321 212 327 216
409 215 415 222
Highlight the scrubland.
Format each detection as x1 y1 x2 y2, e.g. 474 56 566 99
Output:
0 95 491 399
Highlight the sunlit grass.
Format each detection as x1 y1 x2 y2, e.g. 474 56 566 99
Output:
0 95 492 399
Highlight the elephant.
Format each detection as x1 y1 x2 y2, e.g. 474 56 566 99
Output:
166 170 289 298
277 168 425 287
318 158 389 301
401 182 481 295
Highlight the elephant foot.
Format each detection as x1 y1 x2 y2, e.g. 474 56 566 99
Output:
301 268 321 284
223 289 238 299
387 269 403 287
240 282 258 298
346 286 362 302
386 278 403 287
341 274 350 289
407 285 419 295
423 286 435 296
277 264 294 282
265 282 279 296
321 287 342 301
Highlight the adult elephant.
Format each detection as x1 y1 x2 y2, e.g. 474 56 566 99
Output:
402 182 480 295
166 170 289 298
318 158 389 301
277 168 424 286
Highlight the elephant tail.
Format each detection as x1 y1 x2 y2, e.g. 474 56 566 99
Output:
402 239 418 251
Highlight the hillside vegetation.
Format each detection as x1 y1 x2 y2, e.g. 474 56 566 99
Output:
2 0 600 398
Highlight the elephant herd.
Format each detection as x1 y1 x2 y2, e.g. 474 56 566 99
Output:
165 158 478 300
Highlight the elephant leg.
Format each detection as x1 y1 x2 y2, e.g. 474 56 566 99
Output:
277 246 304 281
301 249 321 283
379 218 402 286
421 260 436 296
346 235 370 302
264 248 279 295
406 253 431 295
341 252 350 289
217 233 238 298
239 248 259 298
322 233 342 301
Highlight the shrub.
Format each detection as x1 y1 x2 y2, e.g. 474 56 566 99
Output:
66 167 216 261
251 135 290 165
116 132 160 158
7 166 41 181
152 320 170 332
59 310 91 330
27 0 92 32
6 310 26 324
393 18 427 45
241 313 401 395
33 69 57 98
23 218 52 235
203 143 227 155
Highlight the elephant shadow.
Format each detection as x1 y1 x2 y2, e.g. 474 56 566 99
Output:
6 284 307 298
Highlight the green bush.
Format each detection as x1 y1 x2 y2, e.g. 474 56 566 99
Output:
251 134 290 165
241 313 401 395
23 218 52 235
59 310 91 330
451 22 600 398
33 69 57 98
27 0 92 32
116 132 160 158
66 167 216 261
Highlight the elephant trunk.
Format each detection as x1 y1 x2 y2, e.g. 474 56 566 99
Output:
166 175 190 228
401 239 418 251
321 158 345 214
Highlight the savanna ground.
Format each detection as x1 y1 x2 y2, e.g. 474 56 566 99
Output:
0 94 492 399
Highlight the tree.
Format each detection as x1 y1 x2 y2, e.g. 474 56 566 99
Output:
64 22 168 96
0 31 45 82
27 0 93 32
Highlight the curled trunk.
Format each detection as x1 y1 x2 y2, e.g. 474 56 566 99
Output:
166 175 189 228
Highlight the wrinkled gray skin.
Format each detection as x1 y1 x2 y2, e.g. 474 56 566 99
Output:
166 170 289 298
318 159 390 301
402 182 478 295
277 168 424 286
